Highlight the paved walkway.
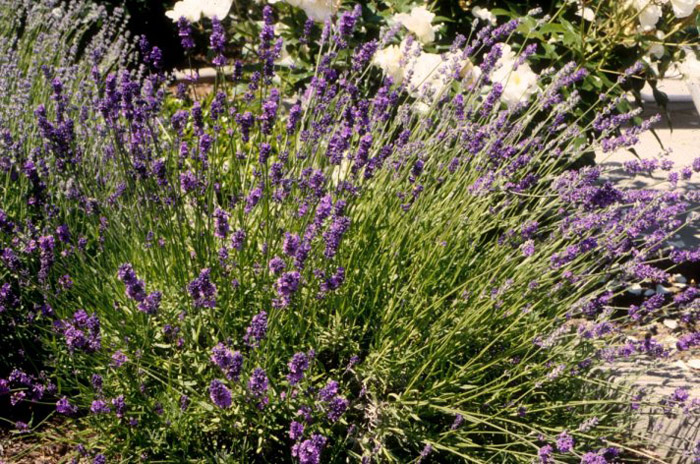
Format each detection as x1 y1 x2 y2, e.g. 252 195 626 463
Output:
598 81 700 463
596 79 700 248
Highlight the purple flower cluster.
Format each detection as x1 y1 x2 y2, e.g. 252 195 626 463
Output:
292 434 327 464
117 264 161 314
211 343 244 381
318 380 348 422
56 396 78 415
247 367 269 398
177 17 195 51
287 352 310 385
275 271 301 307
244 311 268 347
54 310 101 353
210 18 227 67
209 379 232 409
188 268 217 308
213 208 230 239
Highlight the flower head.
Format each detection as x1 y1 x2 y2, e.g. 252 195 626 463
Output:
393 6 438 44
209 379 232 408
166 0 233 22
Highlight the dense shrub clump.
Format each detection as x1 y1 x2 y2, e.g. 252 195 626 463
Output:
2 1 700 462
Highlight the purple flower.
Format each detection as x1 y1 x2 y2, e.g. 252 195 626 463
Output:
287 352 310 385
112 395 127 418
556 431 574 453
0 283 19 313
213 208 230 239
138 291 162 315
538 444 553 463
56 224 71 243
56 397 77 415
283 233 300 256
117 263 147 302
297 405 313 423
318 380 339 402
15 421 29 433
268 256 286 275
210 18 227 67
11 391 25 406
326 396 349 422
247 367 269 398
323 216 350 258
0 209 14 234
111 350 128 368
91 374 103 391
211 343 244 381
56 311 101 354
90 400 111 414
236 111 255 142
580 452 607 464
245 185 263 214
275 271 301 307
180 171 199 193
671 387 689 403
231 229 246 251
287 103 302 135
289 420 304 441
417 444 432 463
292 434 327 464
188 268 217 308
244 311 268 347
177 17 195 50
521 240 535 257
320 267 345 293
259 91 279 136
209 379 232 409
0 379 9 395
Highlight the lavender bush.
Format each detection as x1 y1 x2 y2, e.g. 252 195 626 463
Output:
2 1 700 462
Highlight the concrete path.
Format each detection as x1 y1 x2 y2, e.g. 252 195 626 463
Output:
609 358 700 463
596 79 700 248
598 79 700 463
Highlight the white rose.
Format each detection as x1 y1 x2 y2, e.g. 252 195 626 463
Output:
670 0 699 18
373 42 477 101
649 42 665 58
407 51 444 93
393 6 438 44
165 0 233 22
574 2 595 21
297 0 340 22
493 63 539 107
472 6 497 25
631 0 662 31
409 51 478 98
491 45 539 106
372 45 405 83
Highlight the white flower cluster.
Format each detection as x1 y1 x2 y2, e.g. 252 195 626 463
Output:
630 0 700 32
373 38 539 108
491 44 539 107
392 6 439 44
373 40 476 98
279 0 341 22
165 0 233 22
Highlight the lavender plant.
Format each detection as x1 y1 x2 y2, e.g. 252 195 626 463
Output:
2 1 700 463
